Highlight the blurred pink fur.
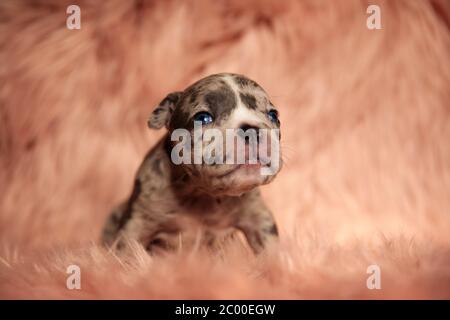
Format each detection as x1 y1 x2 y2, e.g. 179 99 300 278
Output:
0 0 449 299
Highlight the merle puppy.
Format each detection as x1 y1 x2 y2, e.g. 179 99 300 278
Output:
102 73 282 254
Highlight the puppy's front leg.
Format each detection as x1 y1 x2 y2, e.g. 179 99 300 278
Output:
235 191 279 254
109 215 162 252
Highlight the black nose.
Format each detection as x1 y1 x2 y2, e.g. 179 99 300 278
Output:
239 124 260 144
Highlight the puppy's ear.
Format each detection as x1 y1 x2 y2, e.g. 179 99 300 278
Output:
148 91 183 129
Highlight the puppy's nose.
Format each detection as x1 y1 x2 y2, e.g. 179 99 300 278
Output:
239 124 260 144
239 124 260 132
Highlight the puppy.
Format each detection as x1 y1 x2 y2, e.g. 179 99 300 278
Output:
102 73 282 254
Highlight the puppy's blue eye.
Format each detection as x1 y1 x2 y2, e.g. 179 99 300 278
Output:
193 112 214 125
267 109 279 124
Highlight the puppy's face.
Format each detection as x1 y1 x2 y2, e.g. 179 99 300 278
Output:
149 73 282 196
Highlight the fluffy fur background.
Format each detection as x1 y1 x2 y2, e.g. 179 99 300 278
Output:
0 0 449 299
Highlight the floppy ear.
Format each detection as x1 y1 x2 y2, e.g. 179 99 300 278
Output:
148 91 183 129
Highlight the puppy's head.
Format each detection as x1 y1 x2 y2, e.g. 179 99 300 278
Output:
149 73 282 196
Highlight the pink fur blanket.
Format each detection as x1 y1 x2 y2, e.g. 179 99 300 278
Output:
0 0 449 299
